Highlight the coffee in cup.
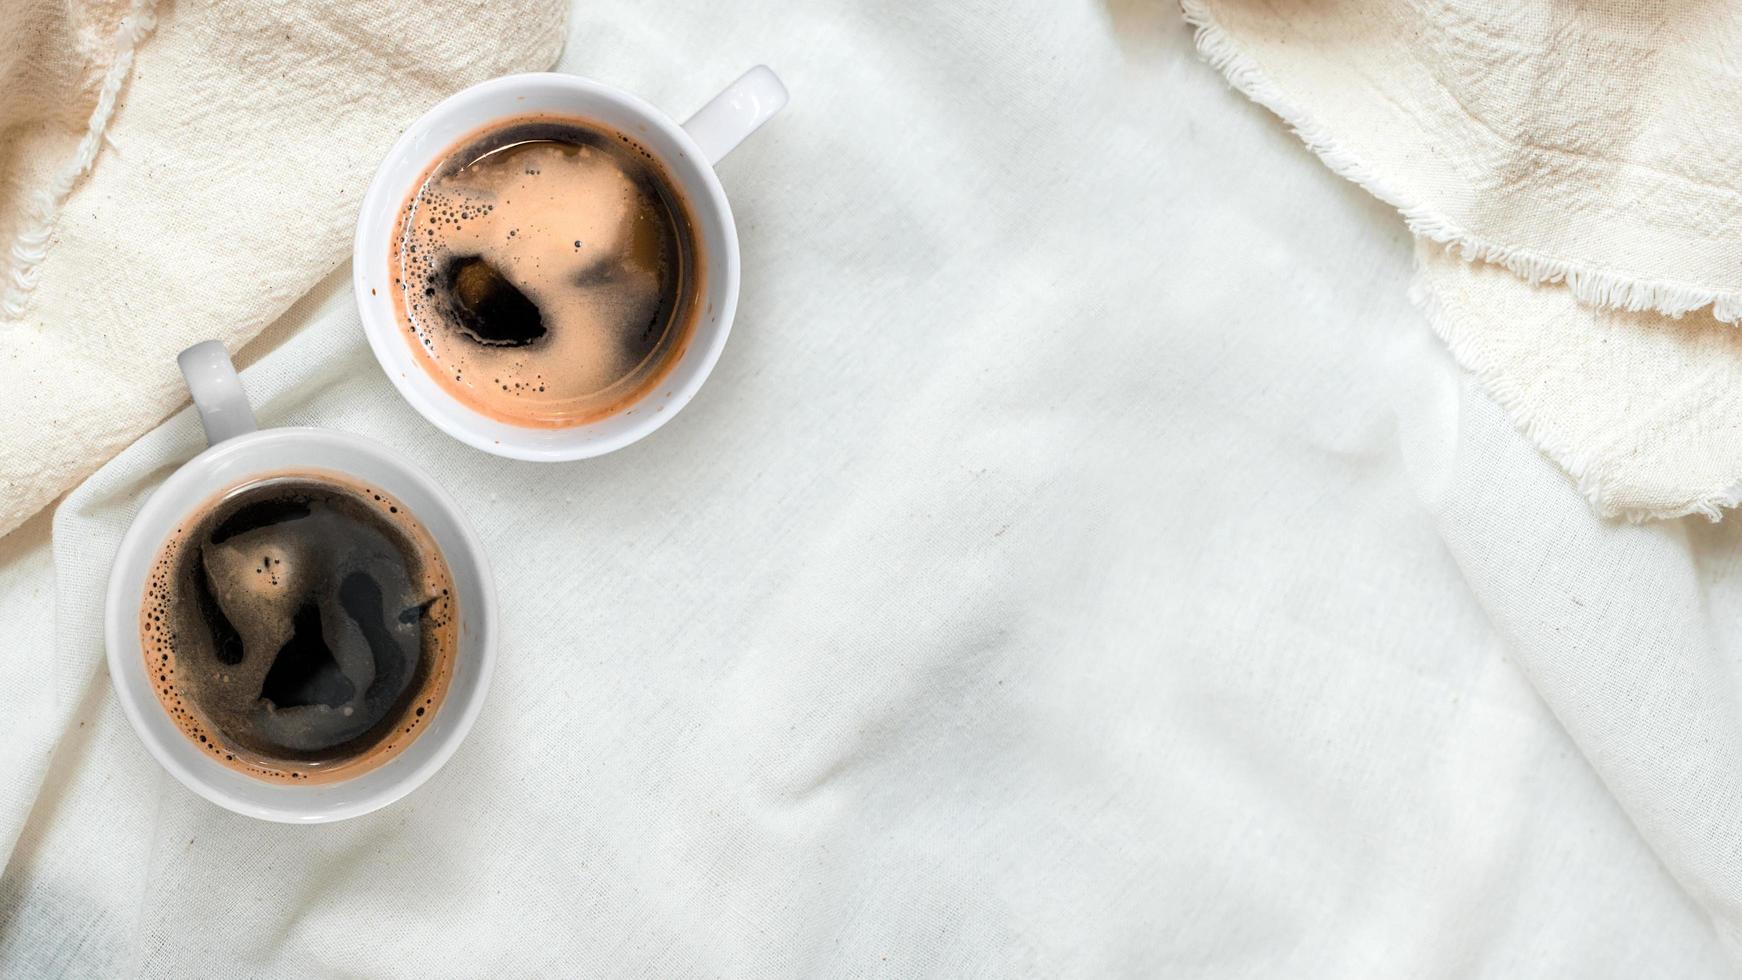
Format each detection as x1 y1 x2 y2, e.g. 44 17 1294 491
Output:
389 114 704 428
141 469 457 783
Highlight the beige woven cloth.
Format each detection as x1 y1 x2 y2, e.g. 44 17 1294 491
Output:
0 0 564 536
1184 0 1742 520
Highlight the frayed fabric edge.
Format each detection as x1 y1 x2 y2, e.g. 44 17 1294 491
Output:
1179 0 1742 325
1 0 159 321
1407 267 1742 523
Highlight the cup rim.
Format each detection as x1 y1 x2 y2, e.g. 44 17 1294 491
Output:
351 71 742 462
103 426 498 823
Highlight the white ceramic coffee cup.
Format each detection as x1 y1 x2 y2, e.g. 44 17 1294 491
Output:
353 66 788 460
104 341 497 823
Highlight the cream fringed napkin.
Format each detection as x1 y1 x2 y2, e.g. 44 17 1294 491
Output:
0 0 564 536
1413 240 1742 519
1184 0 1742 520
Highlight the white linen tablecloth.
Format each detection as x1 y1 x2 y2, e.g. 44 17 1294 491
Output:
0 2 1735 975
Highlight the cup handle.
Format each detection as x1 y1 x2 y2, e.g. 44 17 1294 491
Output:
177 340 258 446
682 65 789 167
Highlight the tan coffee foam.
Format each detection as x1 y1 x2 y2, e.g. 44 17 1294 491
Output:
390 115 704 428
140 469 458 785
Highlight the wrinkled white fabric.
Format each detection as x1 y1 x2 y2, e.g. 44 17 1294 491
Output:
0 0 564 538
0 2 1737 976
1185 0 1742 520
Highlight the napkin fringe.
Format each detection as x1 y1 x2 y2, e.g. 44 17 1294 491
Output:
1 0 159 320
1180 0 1742 326
1407 269 1742 523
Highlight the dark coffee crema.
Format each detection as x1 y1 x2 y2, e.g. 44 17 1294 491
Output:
141 471 457 783
390 113 705 427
